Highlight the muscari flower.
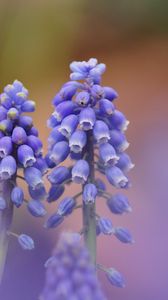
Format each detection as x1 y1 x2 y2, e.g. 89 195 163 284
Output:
0 80 46 250
41 233 107 300
46 59 134 288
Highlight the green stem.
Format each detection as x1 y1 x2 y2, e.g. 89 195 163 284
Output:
83 130 96 265
0 179 14 283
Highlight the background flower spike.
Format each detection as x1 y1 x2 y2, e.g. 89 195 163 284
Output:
0 80 45 282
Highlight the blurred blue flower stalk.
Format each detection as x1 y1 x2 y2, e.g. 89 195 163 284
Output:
0 80 47 282
45 58 134 289
41 232 107 300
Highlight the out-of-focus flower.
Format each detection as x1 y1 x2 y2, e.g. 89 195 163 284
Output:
41 233 107 300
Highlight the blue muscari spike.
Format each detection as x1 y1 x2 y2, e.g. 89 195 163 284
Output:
46 58 134 289
0 80 45 268
41 233 107 300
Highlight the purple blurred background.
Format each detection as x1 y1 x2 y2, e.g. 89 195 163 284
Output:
0 0 168 299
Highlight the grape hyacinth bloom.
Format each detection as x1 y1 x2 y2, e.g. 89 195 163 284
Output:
41 233 107 300
0 80 45 281
46 58 134 288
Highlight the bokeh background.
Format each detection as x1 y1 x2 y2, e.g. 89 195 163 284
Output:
0 0 168 299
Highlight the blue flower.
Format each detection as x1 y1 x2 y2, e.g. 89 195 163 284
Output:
24 167 43 189
11 127 27 145
47 166 70 185
105 166 128 188
18 234 35 250
46 59 134 289
11 187 24 208
106 268 125 288
49 141 70 165
57 197 76 216
69 129 87 153
93 120 110 144
27 199 46 217
79 107 96 130
114 227 134 244
72 160 90 184
41 233 107 300
0 80 44 215
0 136 13 158
44 213 64 229
47 185 65 203
98 217 113 235
0 197 6 210
17 145 36 168
99 142 119 166
107 194 132 214
59 114 78 138
0 156 16 180
83 183 97 204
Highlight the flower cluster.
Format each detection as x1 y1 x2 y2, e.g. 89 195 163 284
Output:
45 58 134 287
41 233 107 300
0 80 47 248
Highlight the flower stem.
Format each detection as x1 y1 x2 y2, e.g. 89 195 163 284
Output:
0 180 14 283
83 131 96 265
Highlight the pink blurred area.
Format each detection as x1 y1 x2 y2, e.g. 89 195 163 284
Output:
0 0 168 299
